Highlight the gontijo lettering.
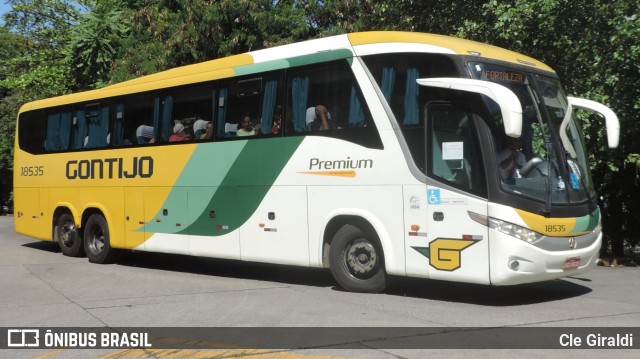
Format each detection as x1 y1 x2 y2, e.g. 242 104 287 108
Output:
66 156 154 179
309 157 373 170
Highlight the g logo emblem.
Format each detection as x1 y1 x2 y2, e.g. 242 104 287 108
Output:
412 237 479 271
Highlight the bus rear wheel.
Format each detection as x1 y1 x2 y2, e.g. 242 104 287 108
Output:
57 213 84 257
329 224 386 293
84 214 121 264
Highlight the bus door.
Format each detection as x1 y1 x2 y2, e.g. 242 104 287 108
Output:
423 101 490 284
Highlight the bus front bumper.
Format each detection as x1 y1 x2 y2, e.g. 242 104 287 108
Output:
488 230 602 286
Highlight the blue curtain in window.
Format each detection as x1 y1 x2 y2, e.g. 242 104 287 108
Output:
45 112 72 151
72 110 87 149
260 80 278 134
153 97 160 142
348 86 364 128
111 103 125 145
403 67 420 125
217 87 228 137
45 113 61 151
86 108 99 148
113 103 125 145
59 112 72 150
161 95 173 142
210 88 216 136
291 76 309 132
86 106 110 148
381 67 396 103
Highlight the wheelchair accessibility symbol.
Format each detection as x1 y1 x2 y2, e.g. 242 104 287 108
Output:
428 189 440 205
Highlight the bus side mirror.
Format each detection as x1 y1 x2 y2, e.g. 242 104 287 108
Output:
567 97 620 148
417 78 523 137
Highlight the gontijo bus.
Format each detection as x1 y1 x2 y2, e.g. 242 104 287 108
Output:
14 31 619 292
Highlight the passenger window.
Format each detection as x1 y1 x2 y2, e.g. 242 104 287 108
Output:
44 109 72 152
215 73 284 139
285 60 381 149
427 102 486 197
363 54 458 161
169 85 212 142
83 103 110 149
113 92 158 145
18 110 46 154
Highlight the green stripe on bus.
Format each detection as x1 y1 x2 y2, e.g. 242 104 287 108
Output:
232 49 354 77
185 137 304 236
285 49 354 68
144 137 303 236
233 60 291 76
571 208 600 234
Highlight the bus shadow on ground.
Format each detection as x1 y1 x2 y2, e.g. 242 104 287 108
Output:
118 250 337 289
22 241 593 306
22 240 60 253
384 276 592 306
117 250 591 306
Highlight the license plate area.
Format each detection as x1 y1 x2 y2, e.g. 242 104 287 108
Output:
562 257 581 270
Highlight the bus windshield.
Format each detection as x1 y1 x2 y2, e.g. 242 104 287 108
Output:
468 62 596 206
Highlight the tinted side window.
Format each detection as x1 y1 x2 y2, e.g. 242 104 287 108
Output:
167 84 213 142
285 60 381 149
215 73 284 139
114 92 158 146
363 54 459 165
83 103 110 149
18 110 45 154
44 109 73 152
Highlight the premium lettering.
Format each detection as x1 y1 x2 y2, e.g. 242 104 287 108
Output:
309 157 373 170
66 156 153 179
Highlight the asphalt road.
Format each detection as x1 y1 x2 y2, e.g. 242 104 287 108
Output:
0 215 638 358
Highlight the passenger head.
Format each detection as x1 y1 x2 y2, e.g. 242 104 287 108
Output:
240 115 252 129
173 123 185 134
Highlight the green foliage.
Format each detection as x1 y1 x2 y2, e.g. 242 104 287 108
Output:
0 0 81 209
70 1 128 89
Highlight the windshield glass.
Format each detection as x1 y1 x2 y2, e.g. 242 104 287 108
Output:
468 62 595 205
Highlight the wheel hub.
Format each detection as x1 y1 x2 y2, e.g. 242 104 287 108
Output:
347 241 377 274
61 223 76 246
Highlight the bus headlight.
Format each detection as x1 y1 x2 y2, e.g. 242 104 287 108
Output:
489 218 544 244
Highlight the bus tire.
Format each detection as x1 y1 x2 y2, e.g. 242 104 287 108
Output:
329 224 386 293
83 214 120 264
57 213 84 257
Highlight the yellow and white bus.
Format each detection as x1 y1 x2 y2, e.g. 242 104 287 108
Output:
14 31 619 292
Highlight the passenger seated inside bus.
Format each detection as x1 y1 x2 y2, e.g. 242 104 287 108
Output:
193 119 212 140
236 114 261 136
136 125 155 144
271 111 282 135
305 105 333 131
498 136 526 178
201 121 213 140
169 123 192 142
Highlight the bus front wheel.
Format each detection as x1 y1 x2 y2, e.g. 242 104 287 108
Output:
57 213 84 257
84 214 120 264
329 224 386 293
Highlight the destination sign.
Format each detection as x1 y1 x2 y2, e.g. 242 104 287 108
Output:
483 70 524 83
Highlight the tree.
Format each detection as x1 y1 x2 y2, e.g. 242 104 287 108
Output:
69 0 128 89
0 0 83 210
